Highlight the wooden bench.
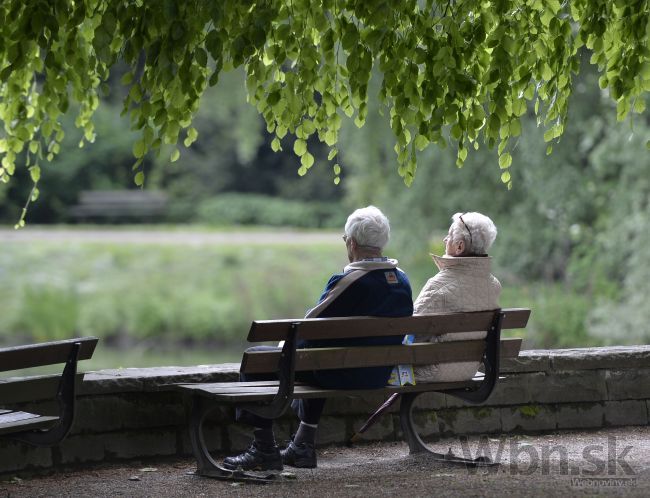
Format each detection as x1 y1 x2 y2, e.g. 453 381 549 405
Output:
69 190 168 222
172 308 530 482
0 337 98 446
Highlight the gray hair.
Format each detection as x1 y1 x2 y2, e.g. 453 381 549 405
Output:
450 212 497 255
344 206 390 249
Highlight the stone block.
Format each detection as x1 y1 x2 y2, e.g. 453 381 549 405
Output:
179 429 194 456
0 441 52 474
436 407 501 436
501 405 557 432
200 423 223 453
58 434 106 464
411 410 441 439
79 372 146 395
226 423 255 452
349 412 395 443
273 418 294 445
550 346 650 372
532 370 607 404
604 400 649 427
556 402 605 429
479 372 538 406
80 364 241 396
457 407 502 435
73 392 187 433
501 351 552 373
323 392 394 416
606 369 650 400
102 429 178 460
316 416 347 446
411 391 447 410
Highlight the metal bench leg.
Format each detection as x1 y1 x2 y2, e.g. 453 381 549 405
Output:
188 396 275 483
399 392 496 467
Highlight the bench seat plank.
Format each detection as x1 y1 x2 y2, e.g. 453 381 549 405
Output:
0 411 59 436
241 338 522 374
248 308 530 342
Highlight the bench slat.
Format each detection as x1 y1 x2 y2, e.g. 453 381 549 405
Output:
0 411 59 436
0 337 98 372
0 373 86 404
247 308 530 342
241 338 522 374
172 378 478 403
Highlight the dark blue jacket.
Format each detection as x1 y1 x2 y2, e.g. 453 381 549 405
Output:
299 260 413 389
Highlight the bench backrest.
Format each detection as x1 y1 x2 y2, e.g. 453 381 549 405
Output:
69 190 168 218
242 308 530 374
0 337 98 373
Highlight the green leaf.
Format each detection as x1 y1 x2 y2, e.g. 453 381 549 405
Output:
170 148 180 162
134 171 145 186
293 138 307 156
543 129 555 142
29 166 41 183
121 72 134 85
328 148 338 161
300 152 314 169
133 139 146 158
499 153 512 169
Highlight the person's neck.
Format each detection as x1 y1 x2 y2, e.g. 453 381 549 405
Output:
352 250 383 262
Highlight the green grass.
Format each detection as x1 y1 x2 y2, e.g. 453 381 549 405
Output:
0 236 346 352
0 228 607 370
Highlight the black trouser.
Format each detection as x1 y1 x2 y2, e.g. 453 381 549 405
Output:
235 346 326 429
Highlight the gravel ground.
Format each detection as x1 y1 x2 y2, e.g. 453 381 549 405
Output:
2 427 648 497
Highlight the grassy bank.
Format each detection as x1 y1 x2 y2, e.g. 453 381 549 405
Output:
0 227 602 370
0 236 345 351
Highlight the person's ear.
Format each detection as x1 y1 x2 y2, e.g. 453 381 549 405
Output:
453 239 465 256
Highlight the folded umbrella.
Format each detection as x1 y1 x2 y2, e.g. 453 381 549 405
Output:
347 393 401 446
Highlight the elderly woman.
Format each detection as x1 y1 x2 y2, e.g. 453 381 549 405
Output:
413 212 501 383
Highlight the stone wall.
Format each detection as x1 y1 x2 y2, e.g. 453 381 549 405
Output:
1 346 649 475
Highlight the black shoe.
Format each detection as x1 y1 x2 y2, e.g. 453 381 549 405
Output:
281 440 317 468
222 441 283 471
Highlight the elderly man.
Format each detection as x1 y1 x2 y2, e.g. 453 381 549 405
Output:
223 206 413 471
412 211 501 383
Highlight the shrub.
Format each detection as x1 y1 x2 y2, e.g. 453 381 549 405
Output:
196 193 346 228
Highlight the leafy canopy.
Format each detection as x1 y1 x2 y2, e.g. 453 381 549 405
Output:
1 0 649 224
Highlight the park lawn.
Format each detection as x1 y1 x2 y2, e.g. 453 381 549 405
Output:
0 235 346 370
0 227 599 371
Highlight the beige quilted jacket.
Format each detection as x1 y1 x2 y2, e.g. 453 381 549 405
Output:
413 254 501 383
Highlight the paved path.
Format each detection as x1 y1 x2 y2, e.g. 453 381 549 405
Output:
0 227 340 245
2 427 648 497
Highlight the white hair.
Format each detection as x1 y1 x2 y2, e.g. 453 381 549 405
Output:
344 205 390 249
450 212 497 255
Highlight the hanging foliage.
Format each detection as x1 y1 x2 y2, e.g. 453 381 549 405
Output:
1 0 649 224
